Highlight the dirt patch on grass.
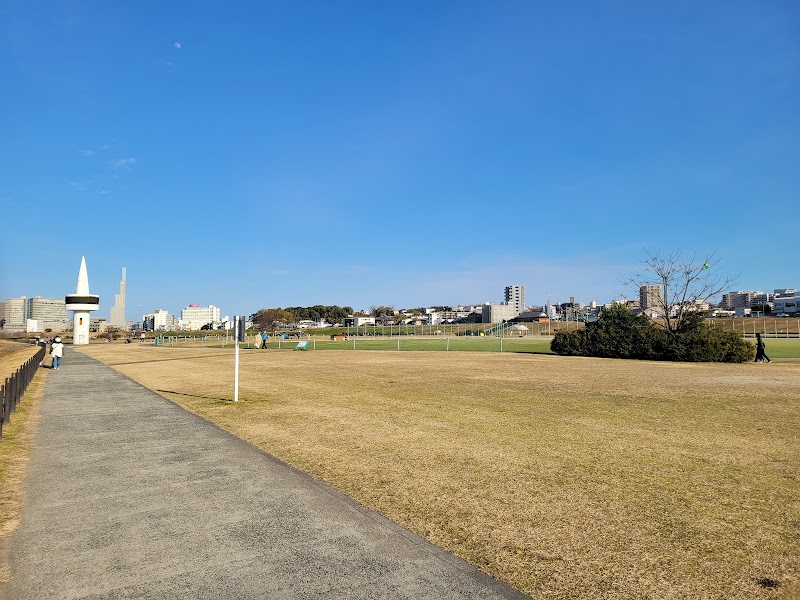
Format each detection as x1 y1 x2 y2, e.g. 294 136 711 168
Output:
79 344 800 599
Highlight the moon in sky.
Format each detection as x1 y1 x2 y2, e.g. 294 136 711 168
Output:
174 42 182 49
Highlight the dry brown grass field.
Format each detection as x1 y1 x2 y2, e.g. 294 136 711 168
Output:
0 343 44 380
79 344 799 599
0 343 47 582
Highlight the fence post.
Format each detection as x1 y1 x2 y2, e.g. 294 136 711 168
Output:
3 378 10 424
12 368 20 413
0 381 5 438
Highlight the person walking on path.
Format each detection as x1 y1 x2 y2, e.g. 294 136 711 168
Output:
754 333 771 363
50 336 64 369
261 330 269 349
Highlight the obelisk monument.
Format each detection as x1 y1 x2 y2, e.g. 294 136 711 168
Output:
65 256 100 345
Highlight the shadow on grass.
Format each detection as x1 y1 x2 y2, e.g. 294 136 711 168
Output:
107 354 228 366
156 389 230 402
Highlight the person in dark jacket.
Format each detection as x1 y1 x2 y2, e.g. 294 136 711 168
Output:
754 333 771 363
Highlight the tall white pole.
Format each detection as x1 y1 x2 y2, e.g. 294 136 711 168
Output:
234 338 240 402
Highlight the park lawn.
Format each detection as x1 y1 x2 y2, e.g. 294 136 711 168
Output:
199 335 800 359
253 336 554 354
754 338 800 360
79 344 800 599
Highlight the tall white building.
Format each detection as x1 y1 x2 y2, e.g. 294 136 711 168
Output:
109 267 127 328
143 309 176 331
180 304 221 330
504 285 526 314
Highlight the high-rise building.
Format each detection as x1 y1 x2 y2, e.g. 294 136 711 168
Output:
504 285 526 314
109 267 127 328
639 285 662 310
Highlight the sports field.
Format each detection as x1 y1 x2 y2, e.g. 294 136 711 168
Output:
79 343 800 598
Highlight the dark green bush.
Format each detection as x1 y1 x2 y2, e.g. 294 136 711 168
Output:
550 330 584 356
550 306 754 363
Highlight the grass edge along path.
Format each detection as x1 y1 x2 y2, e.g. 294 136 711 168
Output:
0 368 46 584
78 345 800 599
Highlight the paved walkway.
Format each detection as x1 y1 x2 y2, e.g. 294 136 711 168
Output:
2 349 527 599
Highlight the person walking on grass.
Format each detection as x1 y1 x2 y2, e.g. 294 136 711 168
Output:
50 336 64 369
754 333 771 363
261 330 269 349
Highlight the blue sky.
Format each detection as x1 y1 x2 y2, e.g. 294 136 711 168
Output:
1 1 798 319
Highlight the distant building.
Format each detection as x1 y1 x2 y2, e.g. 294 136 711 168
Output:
482 302 518 324
352 316 376 327
3 297 29 330
143 309 177 331
639 285 662 310
180 304 221 330
109 267 127 328
29 297 67 329
482 285 526 323
773 294 799 315
3 296 66 331
504 285 526 314
721 291 765 309
436 306 481 322
90 317 107 333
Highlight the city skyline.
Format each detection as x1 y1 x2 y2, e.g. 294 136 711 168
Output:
1 2 798 317
3 272 795 329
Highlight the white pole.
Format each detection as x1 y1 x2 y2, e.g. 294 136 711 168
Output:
233 337 240 402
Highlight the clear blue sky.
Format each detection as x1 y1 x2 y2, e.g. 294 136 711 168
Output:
1 1 798 319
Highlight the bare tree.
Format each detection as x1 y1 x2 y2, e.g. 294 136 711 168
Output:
625 250 738 333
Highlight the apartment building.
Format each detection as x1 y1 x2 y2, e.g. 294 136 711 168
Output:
3 296 67 331
143 309 177 331
179 304 221 330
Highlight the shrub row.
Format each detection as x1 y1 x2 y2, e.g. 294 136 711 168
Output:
551 304 754 363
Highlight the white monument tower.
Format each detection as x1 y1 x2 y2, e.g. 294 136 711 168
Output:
65 256 100 345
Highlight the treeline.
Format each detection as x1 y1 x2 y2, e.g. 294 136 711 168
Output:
285 305 353 323
250 305 353 329
551 304 754 363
